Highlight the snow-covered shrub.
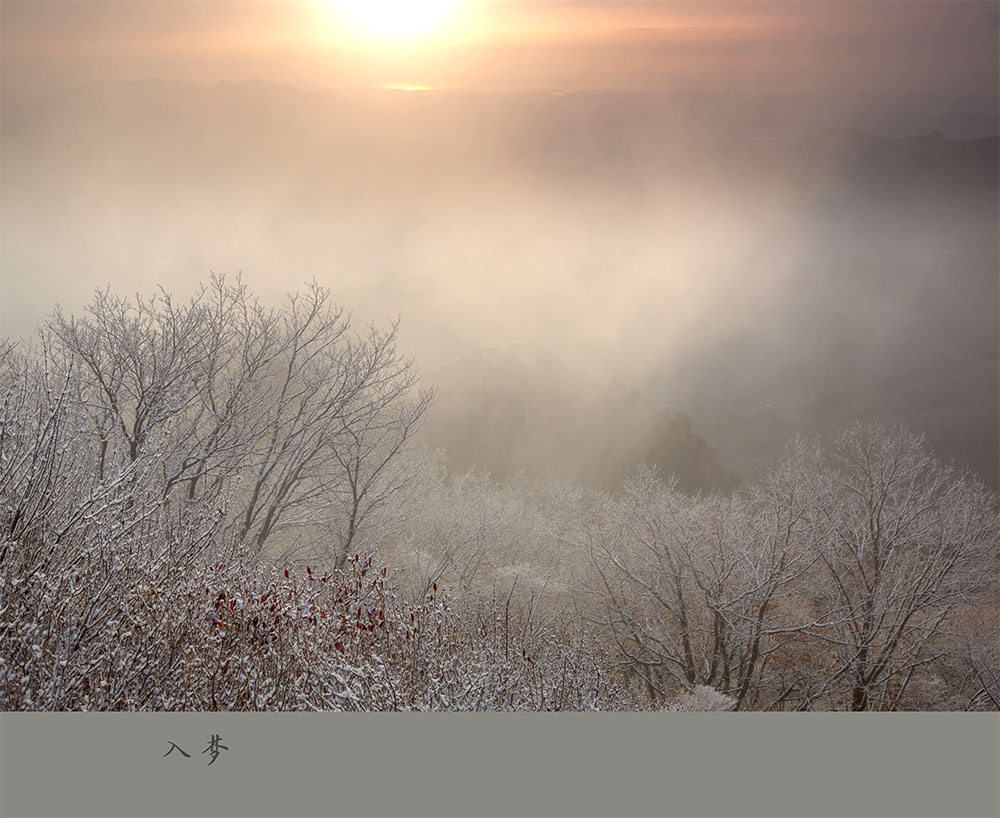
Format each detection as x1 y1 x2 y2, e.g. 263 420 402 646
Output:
668 685 737 712
0 530 636 710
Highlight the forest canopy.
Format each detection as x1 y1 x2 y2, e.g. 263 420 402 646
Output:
1 280 997 711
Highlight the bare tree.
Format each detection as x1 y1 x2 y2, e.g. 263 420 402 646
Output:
228 284 432 558
35 277 431 558
576 468 773 704
575 425 996 711
691 449 821 710
46 285 213 472
797 424 998 710
156 275 282 506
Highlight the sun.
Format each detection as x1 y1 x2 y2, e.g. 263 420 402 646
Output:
331 0 465 41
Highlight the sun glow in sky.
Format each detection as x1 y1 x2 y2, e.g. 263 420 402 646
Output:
330 0 466 42
0 1 996 99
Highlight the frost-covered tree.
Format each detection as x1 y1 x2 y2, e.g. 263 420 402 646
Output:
36 276 431 559
795 424 998 710
378 463 583 606
577 427 997 710
577 466 816 708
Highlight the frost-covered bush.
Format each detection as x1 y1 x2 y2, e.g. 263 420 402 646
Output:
668 685 737 712
376 462 583 607
0 530 635 711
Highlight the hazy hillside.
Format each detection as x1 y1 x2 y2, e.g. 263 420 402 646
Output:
421 348 737 492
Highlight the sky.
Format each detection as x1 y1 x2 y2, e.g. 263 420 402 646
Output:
2 0 998 98
0 0 997 483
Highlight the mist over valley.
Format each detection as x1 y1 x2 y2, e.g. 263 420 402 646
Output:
3 80 997 487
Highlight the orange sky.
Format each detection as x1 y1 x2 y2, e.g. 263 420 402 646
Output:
2 1 998 98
